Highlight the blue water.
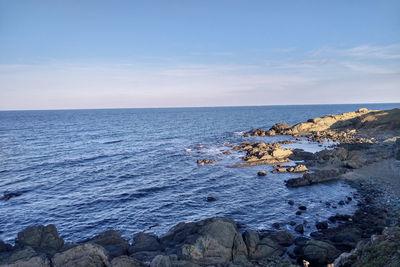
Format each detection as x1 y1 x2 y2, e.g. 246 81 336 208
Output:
0 103 399 243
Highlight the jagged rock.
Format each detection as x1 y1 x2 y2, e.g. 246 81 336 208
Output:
51 243 109 267
160 217 247 265
86 230 129 258
16 225 64 253
110 255 145 267
4 254 51 267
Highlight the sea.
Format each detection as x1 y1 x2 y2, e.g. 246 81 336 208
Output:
0 103 399 243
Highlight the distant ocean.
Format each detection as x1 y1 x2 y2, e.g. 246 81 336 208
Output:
1 103 399 242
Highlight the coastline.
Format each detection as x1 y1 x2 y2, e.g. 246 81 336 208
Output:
1 107 399 267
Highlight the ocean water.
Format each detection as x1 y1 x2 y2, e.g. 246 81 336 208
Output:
0 103 399 243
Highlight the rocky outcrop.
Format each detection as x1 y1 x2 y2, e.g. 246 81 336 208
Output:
285 169 347 187
233 142 293 166
160 217 248 265
334 227 400 267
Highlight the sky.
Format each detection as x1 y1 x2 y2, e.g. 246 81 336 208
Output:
0 0 399 110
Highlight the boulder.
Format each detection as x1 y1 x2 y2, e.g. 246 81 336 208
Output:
150 255 171 267
4 254 51 267
51 243 109 267
16 225 64 253
0 240 13 252
160 218 247 265
86 230 129 258
287 164 308 173
110 255 145 267
272 168 287 174
131 232 161 253
297 240 340 266
249 237 284 260
269 230 295 247
242 230 259 256
257 170 267 176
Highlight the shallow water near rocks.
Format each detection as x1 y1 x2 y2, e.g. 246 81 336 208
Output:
0 103 398 243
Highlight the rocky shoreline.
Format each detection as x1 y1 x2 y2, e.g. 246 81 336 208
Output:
1 108 399 267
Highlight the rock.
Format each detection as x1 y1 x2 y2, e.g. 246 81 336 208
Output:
357 108 369 113
272 168 287 174
160 218 247 265
249 237 284 260
287 164 308 173
242 230 259 256
295 211 302 216
257 170 267 176
286 169 346 187
298 205 307 211
111 255 145 267
233 142 293 166
289 221 296 226
51 243 110 267
86 230 129 258
0 192 22 201
338 200 345 205
5 254 51 267
131 232 161 253
294 224 304 234
0 240 13 252
196 159 216 165
16 224 64 253
130 251 160 262
288 200 294 205
272 223 280 229
206 196 216 202
297 240 340 266
269 230 295 247
150 255 171 267
316 221 328 230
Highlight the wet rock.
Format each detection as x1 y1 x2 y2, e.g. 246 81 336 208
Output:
150 255 171 267
160 217 247 265
206 196 216 202
338 200 345 205
52 243 109 267
16 224 64 253
316 221 328 230
294 224 304 234
289 221 296 226
257 170 267 176
287 200 294 205
111 255 145 267
272 167 287 174
86 230 129 258
272 222 280 229
295 211 302 216
289 149 316 161
269 230 295 247
196 159 216 165
298 205 307 211
0 192 22 201
0 240 13 252
285 169 346 187
131 232 161 253
297 240 340 266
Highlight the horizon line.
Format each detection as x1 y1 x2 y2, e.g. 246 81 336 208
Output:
1 102 399 112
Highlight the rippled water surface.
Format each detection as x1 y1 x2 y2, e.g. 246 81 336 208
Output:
1 103 399 242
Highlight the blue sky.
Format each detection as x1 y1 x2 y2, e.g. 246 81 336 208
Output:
1 0 399 110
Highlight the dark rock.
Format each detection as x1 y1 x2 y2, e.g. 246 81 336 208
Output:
242 230 259 256
288 200 294 205
338 200 345 205
248 237 284 260
130 251 161 262
294 224 304 234
196 159 216 165
297 240 340 266
150 255 171 267
257 170 267 176
86 230 129 258
316 221 329 230
0 240 12 252
272 167 287 174
269 230 295 247
298 205 307 211
272 222 280 229
0 247 50 266
131 232 161 253
286 169 346 187
296 211 302 216
289 221 296 226
0 192 22 201
16 224 64 253
206 196 216 202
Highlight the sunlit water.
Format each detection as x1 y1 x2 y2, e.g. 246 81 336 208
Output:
1 103 398 243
